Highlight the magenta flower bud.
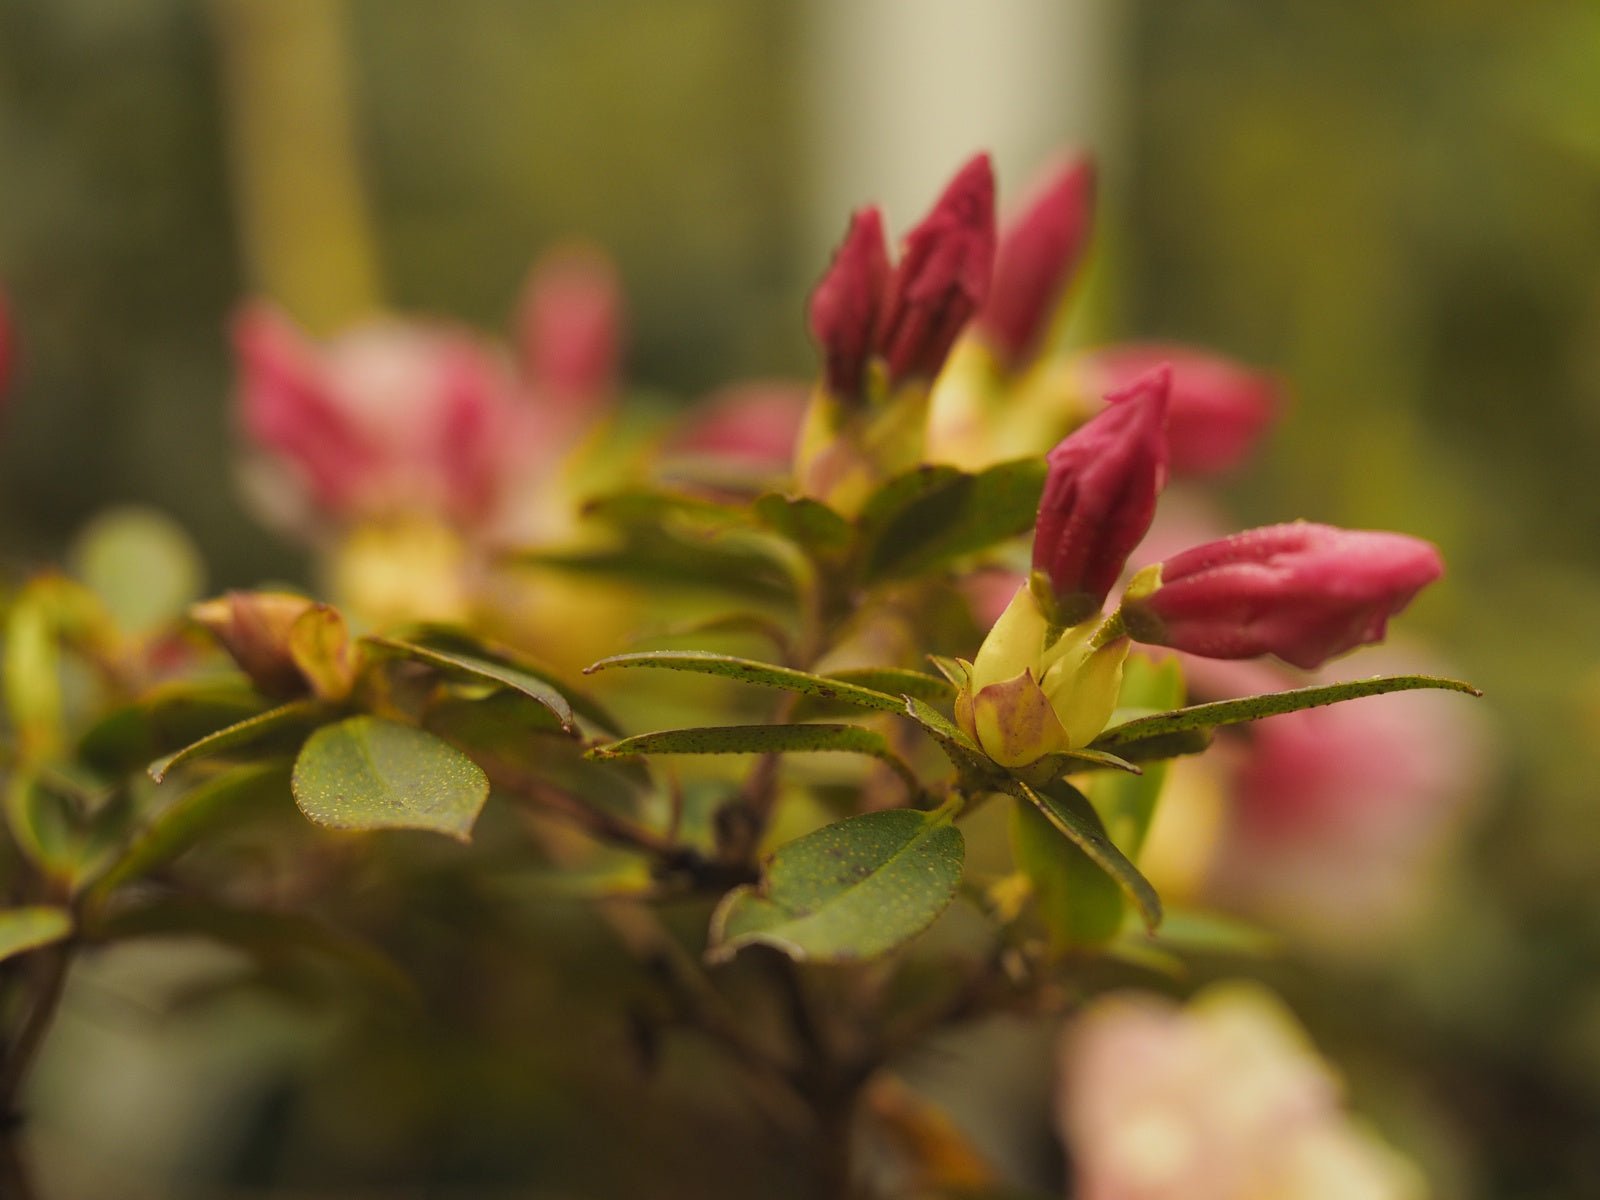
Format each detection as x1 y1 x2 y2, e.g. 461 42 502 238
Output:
975 155 1095 371
1031 366 1170 624
1076 343 1279 476
876 153 997 389
514 244 623 411
1122 522 1444 669
808 207 890 401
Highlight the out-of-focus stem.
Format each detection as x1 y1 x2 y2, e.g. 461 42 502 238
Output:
211 0 383 331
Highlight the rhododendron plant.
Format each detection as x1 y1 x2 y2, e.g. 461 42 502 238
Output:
0 152 1481 1200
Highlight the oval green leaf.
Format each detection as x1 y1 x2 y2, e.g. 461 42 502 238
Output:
291 716 490 841
858 458 1048 581
709 809 965 963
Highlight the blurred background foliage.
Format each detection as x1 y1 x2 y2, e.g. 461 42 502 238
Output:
3 0 1600 1196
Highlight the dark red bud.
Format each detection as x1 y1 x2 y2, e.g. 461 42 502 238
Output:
808 207 890 401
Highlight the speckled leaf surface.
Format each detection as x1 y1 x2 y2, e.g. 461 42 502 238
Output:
292 716 489 841
709 809 964 963
585 651 908 713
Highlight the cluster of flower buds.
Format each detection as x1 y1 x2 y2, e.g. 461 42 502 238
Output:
925 153 1282 477
956 359 1442 767
234 245 622 541
796 155 997 510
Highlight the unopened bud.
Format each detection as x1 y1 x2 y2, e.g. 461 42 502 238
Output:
1120 522 1444 669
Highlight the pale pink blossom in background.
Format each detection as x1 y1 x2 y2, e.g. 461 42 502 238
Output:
1075 344 1279 477
1060 984 1425 1200
665 380 810 472
233 246 622 544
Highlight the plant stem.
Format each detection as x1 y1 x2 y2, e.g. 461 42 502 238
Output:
0 944 70 1120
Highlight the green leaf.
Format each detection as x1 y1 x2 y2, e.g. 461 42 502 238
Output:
792 667 955 719
79 679 268 774
291 716 490 841
1090 674 1481 752
69 506 205 636
0 906 73 964
900 696 1005 793
584 651 908 713
590 723 920 793
709 809 964 963
1130 908 1280 957
584 486 749 529
857 458 1047 581
89 762 292 902
752 493 853 557
148 699 326 783
1000 778 1162 932
1088 655 1187 856
1011 794 1125 949
366 637 577 733
395 626 621 733
926 655 972 689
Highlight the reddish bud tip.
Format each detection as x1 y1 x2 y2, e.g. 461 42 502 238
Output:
976 155 1095 370
515 244 623 409
876 153 997 388
1032 366 1171 623
1077 343 1279 476
1122 522 1445 669
808 207 890 401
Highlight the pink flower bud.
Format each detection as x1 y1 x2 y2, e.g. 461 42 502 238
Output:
1076 343 1279 476
1032 366 1170 624
1122 522 1444 669
974 155 1095 371
876 153 997 389
514 244 623 411
808 207 890 401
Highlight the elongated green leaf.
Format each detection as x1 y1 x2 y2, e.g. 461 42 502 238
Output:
584 486 750 529
590 723 920 793
90 762 292 902
366 637 576 732
753 493 853 556
1131 908 1280 957
1091 674 1480 751
148 699 326 783
584 651 908 713
792 667 955 719
292 717 490 841
79 679 268 774
858 458 1048 581
395 627 621 733
1002 778 1162 932
1012 796 1125 949
709 809 964 962
0 906 73 964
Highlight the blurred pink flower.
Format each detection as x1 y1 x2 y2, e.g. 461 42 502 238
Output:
233 247 622 537
1060 985 1425 1200
665 381 810 472
1122 522 1443 669
975 154 1095 371
1075 344 1280 477
1033 366 1170 623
